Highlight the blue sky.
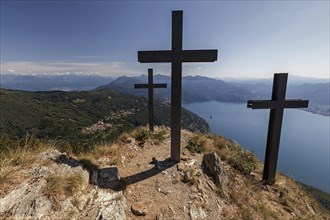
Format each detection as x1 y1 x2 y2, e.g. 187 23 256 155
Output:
1 1 329 79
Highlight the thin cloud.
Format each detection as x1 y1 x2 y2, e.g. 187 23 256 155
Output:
0 61 141 76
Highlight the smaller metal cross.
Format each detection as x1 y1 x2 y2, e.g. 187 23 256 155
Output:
134 68 167 132
247 73 309 183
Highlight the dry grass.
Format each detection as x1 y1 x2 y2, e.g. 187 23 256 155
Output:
212 135 260 175
132 127 149 147
0 134 54 167
43 173 85 210
71 197 81 209
150 130 167 145
131 126 168 146
274 176 330 219
186 134 213 154
0 166 20 196
0 134 55 196
118 132 131 143
77 144 120 171
186 134 259 175
195 133 329 218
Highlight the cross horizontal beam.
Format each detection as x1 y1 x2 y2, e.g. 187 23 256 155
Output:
247 100 276 109
134 83 167 89
138 50 218 63
283 100 309 108
247 99 309 109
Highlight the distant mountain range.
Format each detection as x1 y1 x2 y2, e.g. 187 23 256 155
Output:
222 75 328 85
0 74 115 91
97 74 330 116
96 75 254 103
1 74 329 116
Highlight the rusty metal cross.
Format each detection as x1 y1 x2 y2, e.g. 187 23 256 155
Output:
247 73 309 183
138 10 218 162
134 68 167 132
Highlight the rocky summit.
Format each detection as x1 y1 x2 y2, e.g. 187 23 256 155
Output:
0 126 329 219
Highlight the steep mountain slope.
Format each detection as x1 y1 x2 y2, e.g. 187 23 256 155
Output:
0 88 209 151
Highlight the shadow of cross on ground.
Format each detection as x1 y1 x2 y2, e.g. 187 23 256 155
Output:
113 158 177 189
55 154 176 191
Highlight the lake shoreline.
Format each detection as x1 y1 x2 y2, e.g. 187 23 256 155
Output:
183 100 330 117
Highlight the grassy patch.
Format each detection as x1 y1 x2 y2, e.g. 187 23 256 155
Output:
0 166 20 196
186 134 211 154
150 130 167 145
186 134 258 174
255 203 278 219
77 144 120 170
133 127 149 144
0 133 55 195
118 132 131 143
278 188 295 213
208 135 259 175
230 150 258 175
131 127 168 146
43 173 85 210
298 182 330 212
229 188 255 219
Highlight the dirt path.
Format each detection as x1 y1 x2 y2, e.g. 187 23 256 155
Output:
116 128 224 220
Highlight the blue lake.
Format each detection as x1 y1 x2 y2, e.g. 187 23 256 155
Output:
183 101 330 193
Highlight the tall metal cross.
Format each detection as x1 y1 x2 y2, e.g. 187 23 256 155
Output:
247 73 309 183
138 10 218 162
134 68 167 132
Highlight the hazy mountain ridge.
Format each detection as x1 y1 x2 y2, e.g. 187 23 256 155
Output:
223 75 328 85
1 74 328 115
0 74 116 91
97 75 254 103
0 88 209 151
97 75 330 116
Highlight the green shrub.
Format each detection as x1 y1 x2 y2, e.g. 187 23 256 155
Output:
150 130 167 145
187 134 208 154
209 135 259 175
230 150 258 175
133 127 150 147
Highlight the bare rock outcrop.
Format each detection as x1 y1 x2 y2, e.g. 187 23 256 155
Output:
189 204 207 220
0 149 126 220
202 152 229 198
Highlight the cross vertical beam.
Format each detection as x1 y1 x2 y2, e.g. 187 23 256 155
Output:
134 68 167 132
148 69 154 132
263 74 286 182
138 10 218 162
247 73 309 183
171 11 183 162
